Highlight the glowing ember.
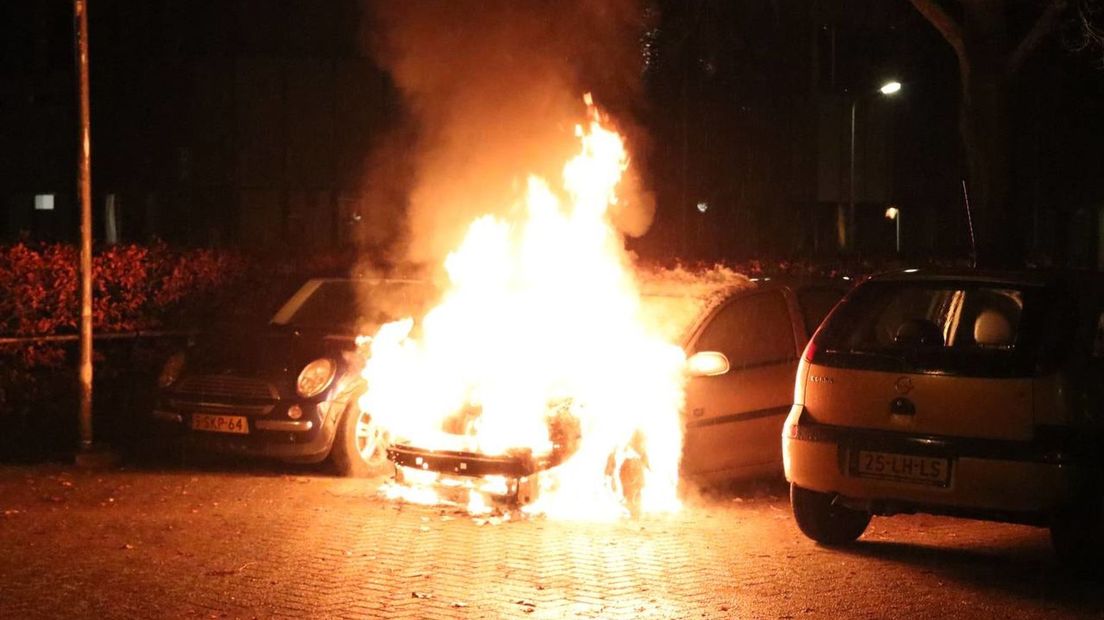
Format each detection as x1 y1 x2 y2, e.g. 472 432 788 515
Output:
358 96 686 519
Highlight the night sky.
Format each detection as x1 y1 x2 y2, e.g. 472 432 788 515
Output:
1 1 1102 266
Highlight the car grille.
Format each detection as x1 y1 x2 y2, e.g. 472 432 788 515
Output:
170 375 280 412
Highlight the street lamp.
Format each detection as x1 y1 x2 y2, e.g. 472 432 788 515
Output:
847 79 903 251
879 81 902 95
885 205 901 254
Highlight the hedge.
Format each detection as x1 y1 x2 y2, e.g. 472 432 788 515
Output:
0 242 251 458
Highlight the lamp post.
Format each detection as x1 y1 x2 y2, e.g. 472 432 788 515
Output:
74 0 94 453
885 205 901 254
72 0 117 467
847 80 902 251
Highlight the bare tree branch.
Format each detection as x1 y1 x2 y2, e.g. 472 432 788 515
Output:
1007 0 1069 76
1065 0 1104 66
908 0 970 88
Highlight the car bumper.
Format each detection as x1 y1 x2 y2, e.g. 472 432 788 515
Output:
151 402 340 463
783 410 1083 520
387 443 556 477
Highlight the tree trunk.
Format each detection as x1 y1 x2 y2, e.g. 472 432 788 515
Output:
959 1 1019 266
910 0 1067 267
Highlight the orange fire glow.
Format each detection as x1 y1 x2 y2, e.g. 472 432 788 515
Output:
358 96 686 519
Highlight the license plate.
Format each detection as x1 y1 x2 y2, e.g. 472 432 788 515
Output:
852 450 950 487
191 414 249 435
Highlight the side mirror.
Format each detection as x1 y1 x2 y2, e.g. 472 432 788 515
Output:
686 351 730 377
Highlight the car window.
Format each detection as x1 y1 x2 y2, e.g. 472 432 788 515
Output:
815 280 1047 376
694 291 795 369
272 280 432 333
831 285 1023 350
796 286 845 338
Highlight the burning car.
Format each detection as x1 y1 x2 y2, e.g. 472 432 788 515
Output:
340 96 853 517
151 277 433 476
379 276 847 511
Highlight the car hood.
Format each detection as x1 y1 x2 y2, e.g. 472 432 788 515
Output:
183 324 357 388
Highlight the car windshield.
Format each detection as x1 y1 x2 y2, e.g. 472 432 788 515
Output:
815 280 1049 376
271 279 433 333
639 294 714 345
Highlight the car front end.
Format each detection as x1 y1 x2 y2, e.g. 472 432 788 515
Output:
152 346 360 463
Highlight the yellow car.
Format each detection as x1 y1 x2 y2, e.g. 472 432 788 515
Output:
783 269 1104 565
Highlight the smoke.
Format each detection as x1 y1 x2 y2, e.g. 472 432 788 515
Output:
364 0 655 267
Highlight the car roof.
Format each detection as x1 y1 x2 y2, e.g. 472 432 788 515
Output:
745 276 853 290
866 267 1104 289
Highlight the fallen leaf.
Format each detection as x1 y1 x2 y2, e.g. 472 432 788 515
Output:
450 602 467 608
122 544 134 550
412 592 432 599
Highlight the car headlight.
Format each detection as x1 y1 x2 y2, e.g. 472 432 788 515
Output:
297 358 336 398
158 352 186 388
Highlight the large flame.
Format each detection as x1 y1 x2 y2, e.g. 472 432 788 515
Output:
359 97 685 519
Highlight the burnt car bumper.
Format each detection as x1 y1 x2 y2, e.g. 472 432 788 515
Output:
387 443 557 506
387 443 556 477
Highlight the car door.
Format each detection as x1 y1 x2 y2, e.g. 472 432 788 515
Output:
681 289 800 477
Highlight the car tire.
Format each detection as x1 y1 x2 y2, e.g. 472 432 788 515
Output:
331 401 391 478
1050 493 1104 570
790 483 871 545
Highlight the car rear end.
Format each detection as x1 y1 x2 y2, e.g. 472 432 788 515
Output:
783 271 1080 523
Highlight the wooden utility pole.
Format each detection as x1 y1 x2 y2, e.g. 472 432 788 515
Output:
74 0 94 452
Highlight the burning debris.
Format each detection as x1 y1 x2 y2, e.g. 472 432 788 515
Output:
356 98 687 520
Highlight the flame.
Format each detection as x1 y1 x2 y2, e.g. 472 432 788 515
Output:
359 97 686 519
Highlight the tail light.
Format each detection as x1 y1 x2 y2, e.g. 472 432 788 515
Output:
802 339 818 363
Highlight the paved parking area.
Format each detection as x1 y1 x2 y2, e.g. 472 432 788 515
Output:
0 464 1101 619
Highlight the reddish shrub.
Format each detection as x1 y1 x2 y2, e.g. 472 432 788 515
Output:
0 242 247 341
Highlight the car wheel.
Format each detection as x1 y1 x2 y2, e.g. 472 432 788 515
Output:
331 401 391 478
790 483 871 545
1050 493 1104 570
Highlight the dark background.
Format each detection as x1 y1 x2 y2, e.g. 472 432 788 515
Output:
1 0 1102 265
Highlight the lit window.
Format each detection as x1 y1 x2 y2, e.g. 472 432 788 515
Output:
34 194 55 211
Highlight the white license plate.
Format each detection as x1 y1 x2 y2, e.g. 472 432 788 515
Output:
191 414 249 435
852 450 950 487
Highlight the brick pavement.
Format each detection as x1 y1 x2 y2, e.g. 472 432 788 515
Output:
0 465 1101 619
